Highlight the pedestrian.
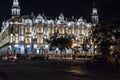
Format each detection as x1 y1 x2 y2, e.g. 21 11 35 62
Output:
114 53 119 67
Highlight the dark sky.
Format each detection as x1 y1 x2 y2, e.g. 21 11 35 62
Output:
0 0 120 24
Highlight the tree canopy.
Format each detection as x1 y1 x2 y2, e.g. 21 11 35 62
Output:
46 33 74 59
92 24 120 55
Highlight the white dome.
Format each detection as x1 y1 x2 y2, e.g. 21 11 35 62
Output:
35 14 44 24
78 17 83 22
47 20 54 25
24 19 32 25
36 14 44 20
67 21 74 27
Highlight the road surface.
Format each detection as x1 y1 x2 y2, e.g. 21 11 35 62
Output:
0 60 120 80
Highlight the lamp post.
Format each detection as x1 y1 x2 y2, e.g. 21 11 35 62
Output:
92 37 97 56
91 23 97 56
82 41 87 58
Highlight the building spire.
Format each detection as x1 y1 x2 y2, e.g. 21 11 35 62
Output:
93 3 96 8
59 13 64 22
91 3 99 25
11 0 20 17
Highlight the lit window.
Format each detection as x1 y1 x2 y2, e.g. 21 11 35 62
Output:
15 36 19 43
10 34 13 43
20 36 24 41
80 39 83 44
59 27 64 34
25 38 31 44
25 27 31 33
69 28 74 34
20 27 24 35
37 28 43 33
37 35 43 43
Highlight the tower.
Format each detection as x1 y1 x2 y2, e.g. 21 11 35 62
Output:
59 13 64 22
91 4 99 25
11 0 20 18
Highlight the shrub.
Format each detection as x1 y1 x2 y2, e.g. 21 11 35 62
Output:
30 55 45 60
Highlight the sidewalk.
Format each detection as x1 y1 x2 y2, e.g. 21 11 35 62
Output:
44 58 85 66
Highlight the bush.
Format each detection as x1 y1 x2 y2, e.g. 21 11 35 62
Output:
30 55 45 60
16 54 27 60
77 54 92 58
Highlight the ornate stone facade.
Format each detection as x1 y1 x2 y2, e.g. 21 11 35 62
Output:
0 0 99 55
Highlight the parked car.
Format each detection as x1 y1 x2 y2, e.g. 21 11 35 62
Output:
0 54 17 62
2 56 8 61
8 54 17 62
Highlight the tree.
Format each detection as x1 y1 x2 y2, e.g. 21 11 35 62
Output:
82 38 91 58
46 34 73 59
92 24 120 55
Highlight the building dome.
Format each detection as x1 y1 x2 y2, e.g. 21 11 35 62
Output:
58 13 64 23
35 14 44 24
78 17 83 22
47 20 54 25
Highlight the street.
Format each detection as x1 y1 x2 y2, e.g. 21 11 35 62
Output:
0 60 120 80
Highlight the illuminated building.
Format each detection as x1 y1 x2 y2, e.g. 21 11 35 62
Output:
0 0 99 55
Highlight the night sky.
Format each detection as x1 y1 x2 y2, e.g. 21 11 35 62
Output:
0 0 120 25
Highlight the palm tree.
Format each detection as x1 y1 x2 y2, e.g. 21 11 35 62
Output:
82 38 90 58
46 34 73 59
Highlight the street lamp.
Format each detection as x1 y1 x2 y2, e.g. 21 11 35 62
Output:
92 37 97 56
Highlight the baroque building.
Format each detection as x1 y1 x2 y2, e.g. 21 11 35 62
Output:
0 0 99 55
